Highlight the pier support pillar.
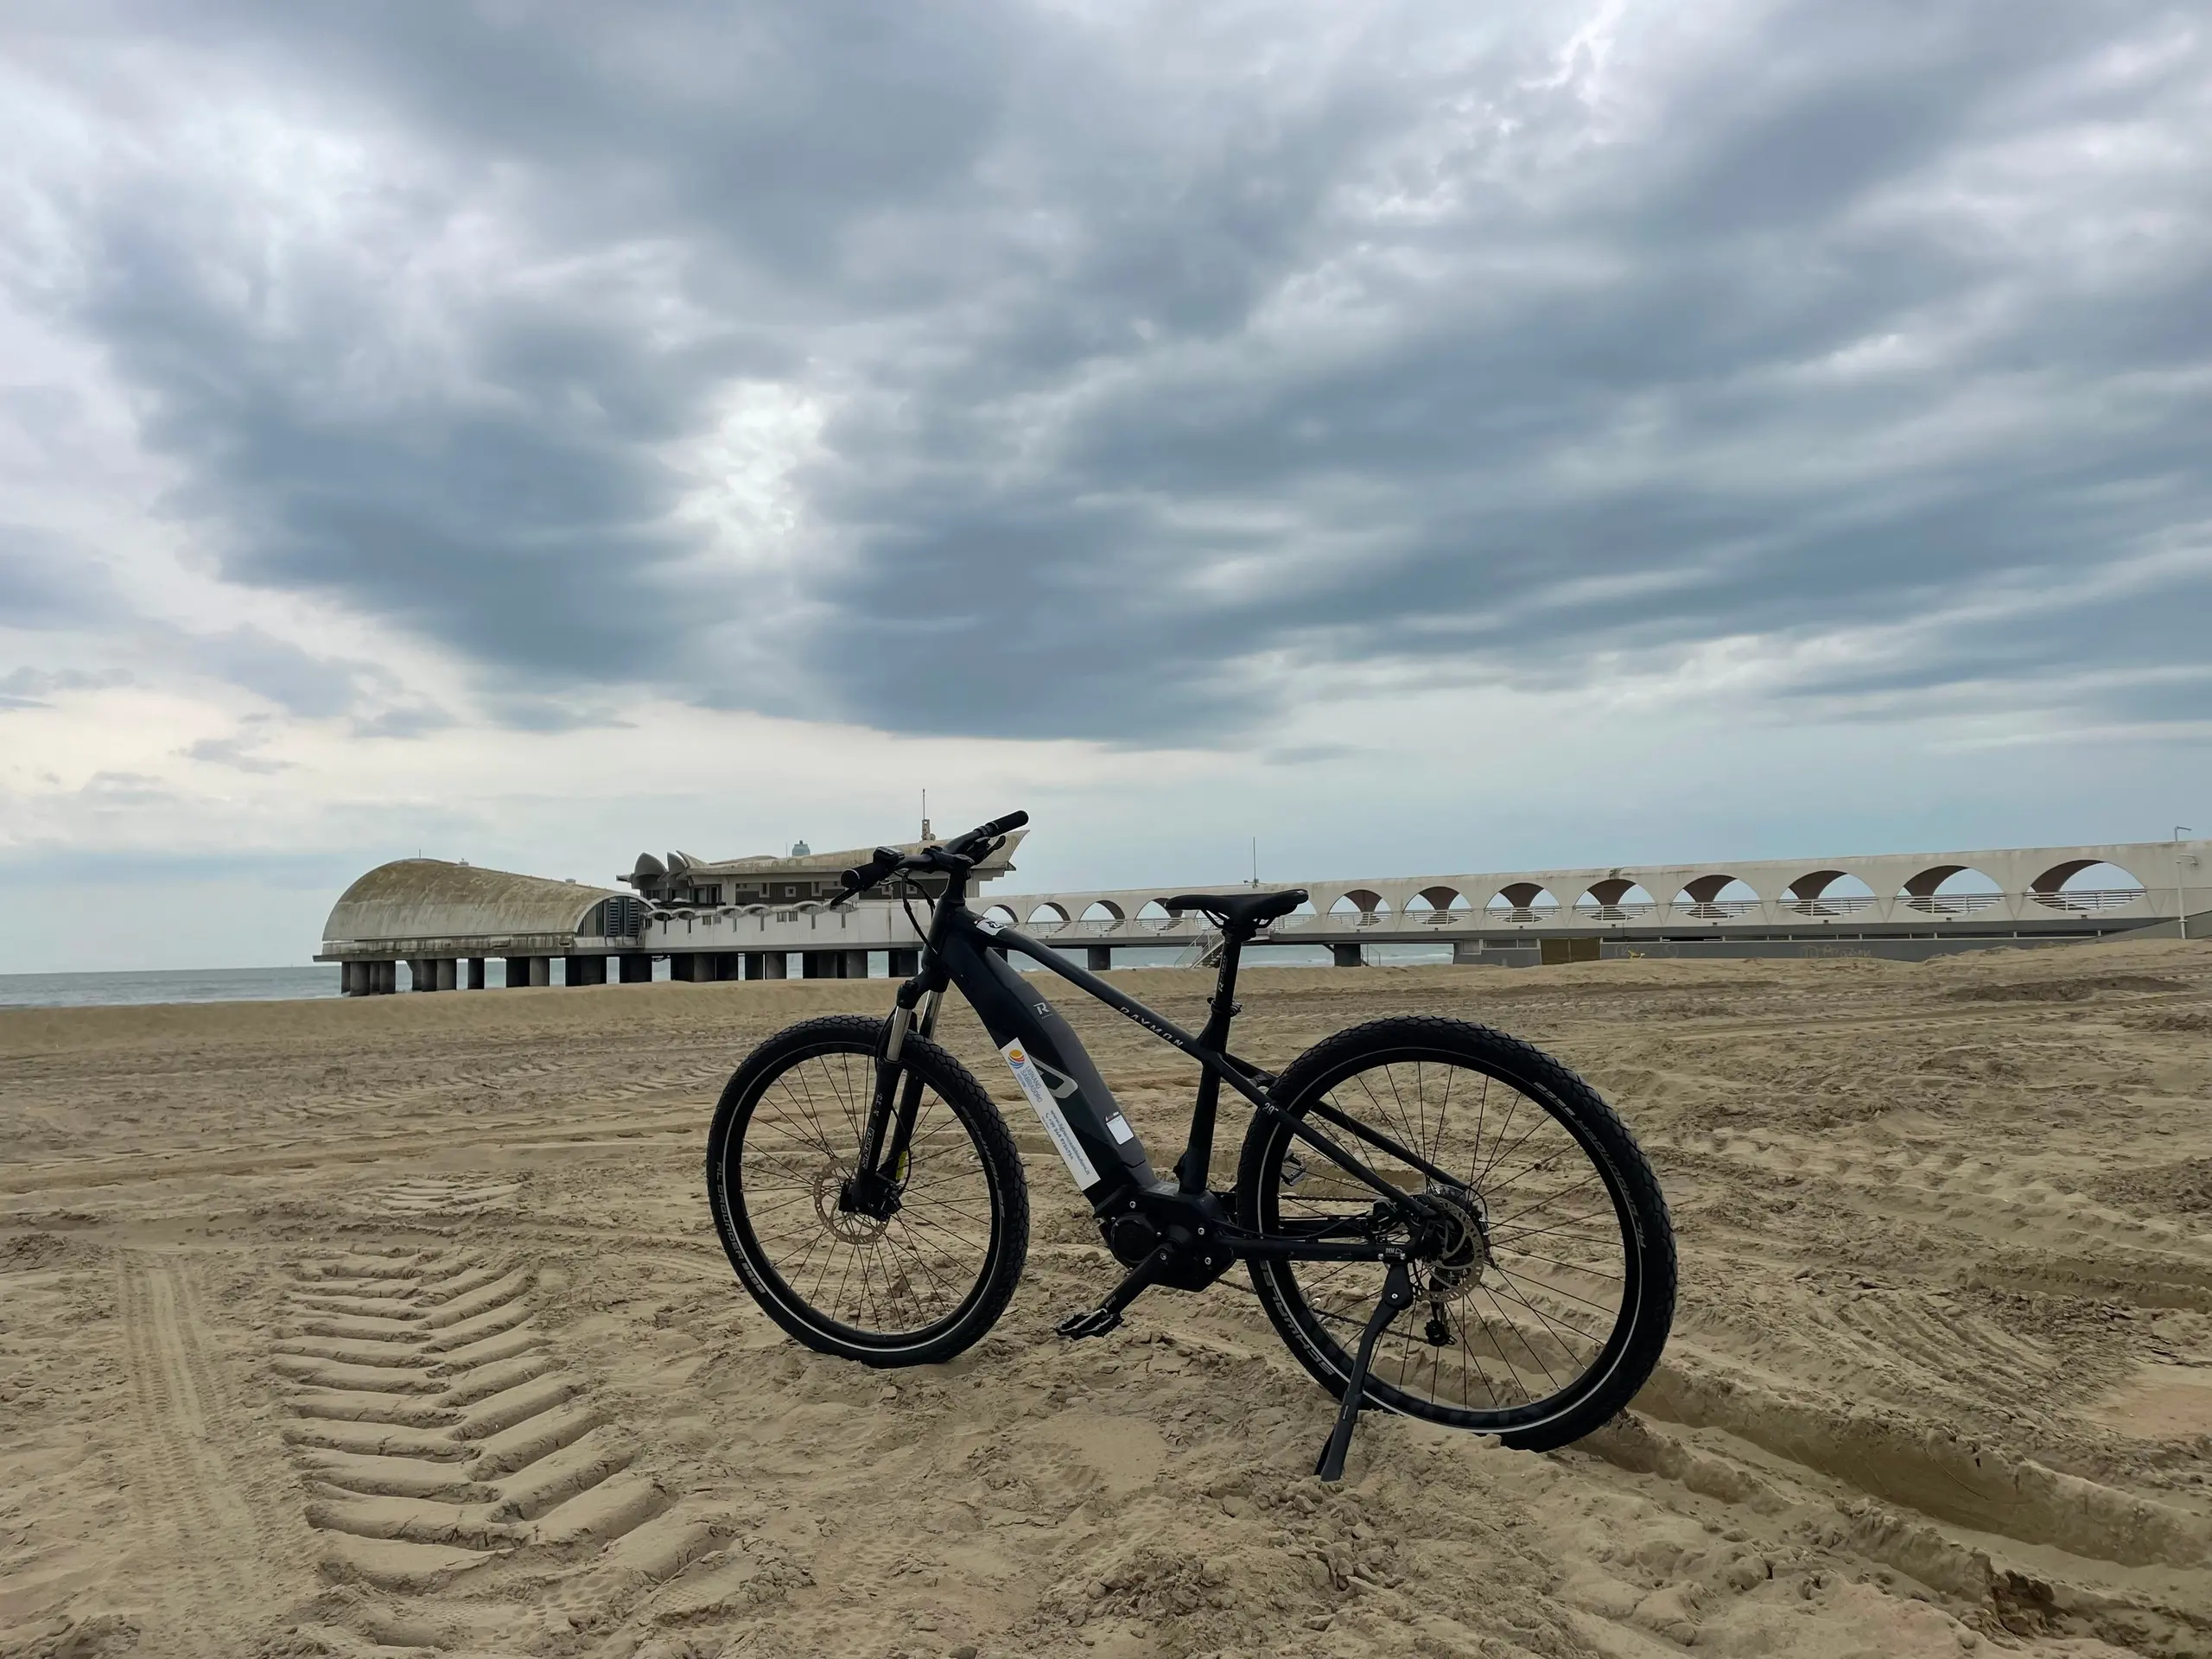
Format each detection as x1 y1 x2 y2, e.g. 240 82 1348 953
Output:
1452 941 1482 965
467 957 486 989
529 957 551 988
842 950 869 979
747 952 787 979
620 954 652 983
1087 946 1112 972
887 949 919 977
1331 943 1364 969
406 958 427 990
801 951 832 979
504 957 528 988
436 957 458 992
718 953 744 981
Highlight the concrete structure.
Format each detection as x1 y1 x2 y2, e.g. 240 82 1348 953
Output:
979 838 2211 968
317 836 1019 994
320 837 2209 991
627 833 1020 983
318 860 644 995
621 832 1023 910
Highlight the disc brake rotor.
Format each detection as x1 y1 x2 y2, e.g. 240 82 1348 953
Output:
1417 1186 1491 1304
812 1163 889 1243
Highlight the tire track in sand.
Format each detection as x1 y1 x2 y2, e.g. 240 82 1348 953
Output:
117 1259 272 1656
271 1246 739 1654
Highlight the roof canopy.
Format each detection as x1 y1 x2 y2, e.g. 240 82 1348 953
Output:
319 860 632 959
626 828 1026 887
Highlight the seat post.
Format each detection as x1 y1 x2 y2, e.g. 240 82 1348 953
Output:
1174 928 1247 1194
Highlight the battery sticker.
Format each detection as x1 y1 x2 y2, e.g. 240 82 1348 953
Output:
1104 1113 1136 1145
1001 1039 1100 1188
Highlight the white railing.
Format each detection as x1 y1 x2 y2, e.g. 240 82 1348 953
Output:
2028 888 2145 913
1674 899 1763 919
1902 893 2000 916
1786 895 1878 918
1573 901 1660 922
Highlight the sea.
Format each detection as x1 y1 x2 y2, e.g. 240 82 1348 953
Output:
0 965 345 1010
0 943 1459 1010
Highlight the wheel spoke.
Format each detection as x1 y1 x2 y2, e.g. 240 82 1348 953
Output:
1261 1042 1643 1427
732 1042 1002 1338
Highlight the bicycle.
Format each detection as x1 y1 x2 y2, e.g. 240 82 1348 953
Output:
706 811 1675 1478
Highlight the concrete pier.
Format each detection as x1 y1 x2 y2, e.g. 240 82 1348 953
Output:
620 954 652 983
436 957 458 991
530 957 551 988
842 950 868 979
887 949 919 977
467 957 486 989
505 957 529 988
744 952 787 979
1087 945 1112 972
1332 943 1363 968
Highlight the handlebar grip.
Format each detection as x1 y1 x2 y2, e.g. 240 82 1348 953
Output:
979 810 1028 836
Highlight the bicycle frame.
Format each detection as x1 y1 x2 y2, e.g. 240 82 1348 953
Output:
856 873 1460 1265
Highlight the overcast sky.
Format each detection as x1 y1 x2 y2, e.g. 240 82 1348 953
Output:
3 1 2208 971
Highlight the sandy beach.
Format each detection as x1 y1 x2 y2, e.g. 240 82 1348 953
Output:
3 943 2209 1659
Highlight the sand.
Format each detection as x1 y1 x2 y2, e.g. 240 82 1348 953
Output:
3 940 2209 1659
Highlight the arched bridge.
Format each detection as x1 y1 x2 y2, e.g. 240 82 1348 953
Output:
982 837 2209 968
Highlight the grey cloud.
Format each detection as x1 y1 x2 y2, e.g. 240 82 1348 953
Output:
10 0 2210 741
182 733 296 772
350 705 454 741
0 531 120 631
0 665 135 709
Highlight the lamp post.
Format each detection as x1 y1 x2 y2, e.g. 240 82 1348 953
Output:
2179 828 2196 943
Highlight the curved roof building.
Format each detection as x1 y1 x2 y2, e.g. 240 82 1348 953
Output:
317 860 641 962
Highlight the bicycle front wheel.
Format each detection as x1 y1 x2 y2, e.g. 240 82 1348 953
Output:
708 1014 1028 1366
1236 1015 1675 1450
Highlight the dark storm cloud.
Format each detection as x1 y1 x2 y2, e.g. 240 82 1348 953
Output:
10 0 2210 739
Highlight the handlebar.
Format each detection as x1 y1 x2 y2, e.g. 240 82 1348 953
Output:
946 809 1027 854
838 810 1028 897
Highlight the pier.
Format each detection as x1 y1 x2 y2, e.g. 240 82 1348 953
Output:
316 837 2208 992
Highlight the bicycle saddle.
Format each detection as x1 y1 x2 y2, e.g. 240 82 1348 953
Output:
1164 888 1308 930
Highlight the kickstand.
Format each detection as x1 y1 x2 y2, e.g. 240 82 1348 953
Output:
1057 1241 1175 1340
1315 1257 1415 1482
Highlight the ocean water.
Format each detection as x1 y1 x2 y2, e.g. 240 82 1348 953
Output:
0 964 344 1010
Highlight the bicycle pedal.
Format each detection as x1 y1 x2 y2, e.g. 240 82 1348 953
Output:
1056 1306 1123 1340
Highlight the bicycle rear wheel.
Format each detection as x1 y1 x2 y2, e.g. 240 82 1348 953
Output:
708 1014 1028 1366
1236 1015 1674 1450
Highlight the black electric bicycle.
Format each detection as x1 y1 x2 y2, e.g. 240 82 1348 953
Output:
706 812 1675 1478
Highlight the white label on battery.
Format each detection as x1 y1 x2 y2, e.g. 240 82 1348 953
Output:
1104 1113 1136 1145
1001 1039 1100 1188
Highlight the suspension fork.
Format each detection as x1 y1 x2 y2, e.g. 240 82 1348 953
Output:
861 876 962 1187
862 983 941 1184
